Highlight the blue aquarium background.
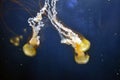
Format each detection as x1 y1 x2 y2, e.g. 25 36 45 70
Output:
0 0 120 80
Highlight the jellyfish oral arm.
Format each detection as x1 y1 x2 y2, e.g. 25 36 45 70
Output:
27 3 48 47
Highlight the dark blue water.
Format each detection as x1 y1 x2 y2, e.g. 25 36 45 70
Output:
0 0 120 80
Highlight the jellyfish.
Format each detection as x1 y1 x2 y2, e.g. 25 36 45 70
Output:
10 35 23 46
23 4 47 57
45 0 91 64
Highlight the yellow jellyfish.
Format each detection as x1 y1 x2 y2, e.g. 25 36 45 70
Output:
23 34 40 57
23 31 40 57
10 35 23 46
23 43 37 57
22 2 47 57
74 35 90 64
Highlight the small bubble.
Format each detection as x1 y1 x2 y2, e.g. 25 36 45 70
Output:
116 72 119 76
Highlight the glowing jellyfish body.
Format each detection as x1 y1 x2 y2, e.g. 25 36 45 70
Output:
23 0 91 64
74 35 90 64
23 43 36 57
10 35 23 46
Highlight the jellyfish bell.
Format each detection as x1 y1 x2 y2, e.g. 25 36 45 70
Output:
73 31 91 52
23 43 37 57
74 53 90 64
78 35 90 52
